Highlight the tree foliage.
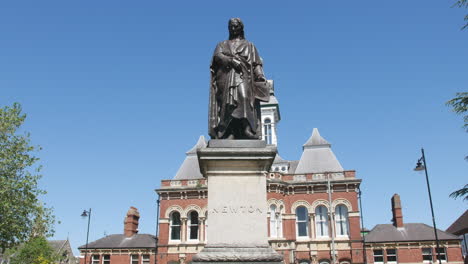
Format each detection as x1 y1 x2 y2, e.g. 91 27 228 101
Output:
8 236 57 264
446 92 468 131
0 103 54 253
446 93 468 201
453 0 468 30
449 184 468 201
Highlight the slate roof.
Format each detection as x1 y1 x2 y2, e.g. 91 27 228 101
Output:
288 160 299 174
295 128 343 174
78 234 156 249
173 136 207 180
365 223 460 243
446 210 468 236
48 240 68 252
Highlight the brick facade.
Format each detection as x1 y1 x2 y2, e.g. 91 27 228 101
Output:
156 170 364 264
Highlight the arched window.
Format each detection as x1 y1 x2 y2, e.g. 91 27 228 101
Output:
264 118 272 145
170 211 181 240
315 205 329 237
269 205 283 238
296 206 309 238
319 259 331 264
188 211 199 240
270 205 277 237
335 205 349 236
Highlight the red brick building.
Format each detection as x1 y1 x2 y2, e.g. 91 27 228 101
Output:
364 194 463 264
156 125 364 264
78 207 156 264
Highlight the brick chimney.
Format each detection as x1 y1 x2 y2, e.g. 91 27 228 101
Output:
391 194 404 228
124 206 140 237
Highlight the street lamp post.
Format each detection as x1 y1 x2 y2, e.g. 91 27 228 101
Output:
81 209 92 264
414 148 442 264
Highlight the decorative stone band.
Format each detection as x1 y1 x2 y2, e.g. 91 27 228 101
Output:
192 244 284 262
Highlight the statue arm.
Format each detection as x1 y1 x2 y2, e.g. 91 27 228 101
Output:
251 44 266 81
254 65 266 82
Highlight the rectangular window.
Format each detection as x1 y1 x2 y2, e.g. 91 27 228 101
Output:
387 249 397 263
91 255 99 264
103 255 110 264
142 255 150 264
436 248 446 261
373 249 384 264
131 254 139 264
422 248 433 262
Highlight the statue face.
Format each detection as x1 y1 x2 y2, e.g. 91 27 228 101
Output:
229 20 243 38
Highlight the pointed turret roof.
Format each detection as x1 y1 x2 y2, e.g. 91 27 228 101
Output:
295 128 343 174
173 136 206 180
303 128 330 148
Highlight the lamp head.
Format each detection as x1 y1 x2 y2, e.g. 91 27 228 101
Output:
414 160 425 171
81 210 88 218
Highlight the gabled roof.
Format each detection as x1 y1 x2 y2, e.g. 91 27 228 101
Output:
365 223 460 243
48 240 68 252
273 153 288 164
295 128 343 174
78 234 156 249
173 136 206 180
446 210 468 236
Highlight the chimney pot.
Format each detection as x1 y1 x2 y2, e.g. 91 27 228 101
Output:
124 206 140 237
391 194 404 228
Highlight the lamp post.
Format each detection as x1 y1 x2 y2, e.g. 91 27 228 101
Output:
414 148 442 264
81 208 92 264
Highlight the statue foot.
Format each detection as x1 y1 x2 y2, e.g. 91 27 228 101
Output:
244 129 259 139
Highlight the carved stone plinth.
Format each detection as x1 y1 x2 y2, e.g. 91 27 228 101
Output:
193 140 283 264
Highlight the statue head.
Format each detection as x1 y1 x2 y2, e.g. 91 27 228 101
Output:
228 18 245 40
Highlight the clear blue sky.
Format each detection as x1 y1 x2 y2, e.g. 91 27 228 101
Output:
1 0 466 255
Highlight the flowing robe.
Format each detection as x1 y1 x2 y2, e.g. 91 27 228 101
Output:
208 39 270 139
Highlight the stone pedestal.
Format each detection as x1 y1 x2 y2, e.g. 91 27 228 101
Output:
193 140 283 264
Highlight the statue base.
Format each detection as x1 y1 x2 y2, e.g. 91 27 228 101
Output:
194 140 283 264
192 244 283 264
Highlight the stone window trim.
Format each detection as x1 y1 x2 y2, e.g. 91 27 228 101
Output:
373 249 384 264
183 204 203 217
91 255 100 264
422 247 433 263
130 254 139 264
386 248 397 264
311 199 330 212
436 247 447 262
269 204 283 238
165 205 184 218
267 198 286 214
103 254 110 264
142 254 150 264
291 200 311 214
331 198 352 211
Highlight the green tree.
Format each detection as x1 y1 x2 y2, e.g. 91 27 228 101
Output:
446 92 468 201
0 103 54 254
453 0 468 30
8 236 57 264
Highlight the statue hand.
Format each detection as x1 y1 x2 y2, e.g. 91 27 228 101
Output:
231 58 242 72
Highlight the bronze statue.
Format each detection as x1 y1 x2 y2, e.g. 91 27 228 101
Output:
208 18 270 140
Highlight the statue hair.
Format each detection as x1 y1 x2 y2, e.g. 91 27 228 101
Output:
228 18 245 39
